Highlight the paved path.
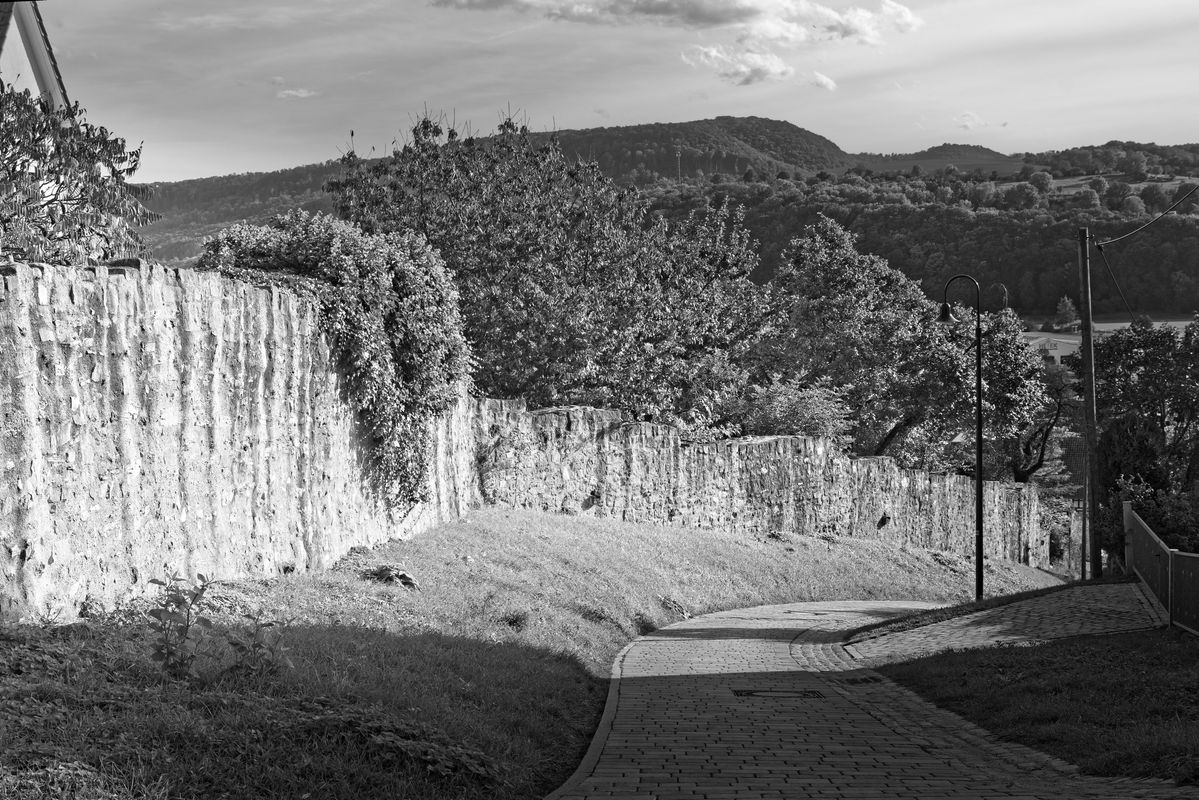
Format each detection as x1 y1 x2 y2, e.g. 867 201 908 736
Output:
547 585 1194 799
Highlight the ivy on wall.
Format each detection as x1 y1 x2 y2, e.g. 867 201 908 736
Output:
198 210 472 506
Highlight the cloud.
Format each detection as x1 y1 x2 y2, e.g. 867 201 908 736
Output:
810 71 837 91
682 46 794 86
433 0 923 86
954 111 985 130
277 88 319 99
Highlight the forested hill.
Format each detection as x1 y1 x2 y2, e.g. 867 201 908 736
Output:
136 116 1199 319
538 116 850 180
138 115 1028 263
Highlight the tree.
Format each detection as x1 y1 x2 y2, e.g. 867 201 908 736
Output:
1028 171 1054 194
1121 195 1147 216
1000 363 1080 483
326 115 766 431
1067 317 1199 489
748 216 1045 472
1002 182 1041 210
1053 295 1079 330
1174 182 1199 214
1118 152 1149 183
0 80 155 263
1139 183 1170 212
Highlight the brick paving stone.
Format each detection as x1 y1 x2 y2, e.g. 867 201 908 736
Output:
544 588 1196 800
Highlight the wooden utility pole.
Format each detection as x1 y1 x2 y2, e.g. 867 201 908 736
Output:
1077 227 1103 578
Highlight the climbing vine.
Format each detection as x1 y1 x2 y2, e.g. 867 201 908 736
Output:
198 210 472 506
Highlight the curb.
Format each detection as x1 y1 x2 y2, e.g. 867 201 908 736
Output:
541 637 637 800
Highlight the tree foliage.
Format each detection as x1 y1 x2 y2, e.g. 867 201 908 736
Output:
326 116 765 430
1067 316 1199 493
0 80 155 263
197 211 472 506
748 216 1046 473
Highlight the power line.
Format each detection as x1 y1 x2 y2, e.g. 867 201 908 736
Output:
1096 183 1199 247
1093 243 1136 320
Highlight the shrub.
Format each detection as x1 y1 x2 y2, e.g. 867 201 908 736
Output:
198 211 471 505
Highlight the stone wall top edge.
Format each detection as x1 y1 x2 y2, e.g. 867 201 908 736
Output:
0 260 315 306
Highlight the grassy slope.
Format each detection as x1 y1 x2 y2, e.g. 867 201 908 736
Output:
0 507 1060 800
880 628 1199 784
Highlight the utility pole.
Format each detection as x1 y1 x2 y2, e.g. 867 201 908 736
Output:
1077 227 1103 578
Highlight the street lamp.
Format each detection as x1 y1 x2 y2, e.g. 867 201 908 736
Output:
938 274 984 601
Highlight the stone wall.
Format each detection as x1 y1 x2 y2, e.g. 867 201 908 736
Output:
0 262 481 621
0 261 1045 621
476 403 1046 567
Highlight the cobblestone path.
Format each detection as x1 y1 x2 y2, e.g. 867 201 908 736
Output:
546 588 1192 800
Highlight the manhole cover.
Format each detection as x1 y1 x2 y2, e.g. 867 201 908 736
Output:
732 689 825 698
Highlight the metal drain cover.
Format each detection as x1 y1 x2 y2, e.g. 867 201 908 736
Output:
732 689 825 698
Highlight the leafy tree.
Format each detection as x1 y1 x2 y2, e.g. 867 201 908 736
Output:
749 216 1045 472
1067 317 1199 490
1000 363 1079 483
1139 183 1170 212
326 116 765 431
1118 152 1150 183
1002 182 1041 210
1174 182 1199 213
1 80 155 263
1121 195 1147 216
1053 295 1079 330
1028 171 1055 194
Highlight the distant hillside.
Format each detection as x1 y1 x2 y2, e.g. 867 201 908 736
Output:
131 116 1120 264
857 144 1024 176
537 116 851 181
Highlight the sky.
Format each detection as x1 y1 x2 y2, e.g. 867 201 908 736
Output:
3 0 1198 183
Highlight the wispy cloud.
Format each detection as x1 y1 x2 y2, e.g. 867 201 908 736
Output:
954 110 1008 130
811 71 837 91
433 0 923 86
277 88 319 99
682 46 793 85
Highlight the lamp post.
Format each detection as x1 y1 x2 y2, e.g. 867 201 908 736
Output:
938 274 984 601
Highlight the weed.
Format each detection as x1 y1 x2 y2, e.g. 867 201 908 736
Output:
145 573 219 681
222 612 294 677
145 573 292 681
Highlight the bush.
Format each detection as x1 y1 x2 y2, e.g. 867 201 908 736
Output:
198 211 471 505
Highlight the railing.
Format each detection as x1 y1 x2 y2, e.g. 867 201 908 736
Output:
1123 501 1198 635
1173 552 1199 636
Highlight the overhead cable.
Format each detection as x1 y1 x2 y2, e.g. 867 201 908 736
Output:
1096 183 1199 247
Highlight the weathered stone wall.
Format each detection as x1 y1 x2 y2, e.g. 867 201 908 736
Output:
0 262 481 620
476 403 1046 567
0 261 1044 621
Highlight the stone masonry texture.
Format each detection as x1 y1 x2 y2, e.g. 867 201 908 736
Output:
476 403 1044 568
0 262 1043 620
0 262 482 620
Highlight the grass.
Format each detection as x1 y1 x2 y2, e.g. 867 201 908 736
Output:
844 574 1135 644
0 507 1061 800
879 627 1199 784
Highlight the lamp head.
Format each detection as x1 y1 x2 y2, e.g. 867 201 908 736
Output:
937 302 959 324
